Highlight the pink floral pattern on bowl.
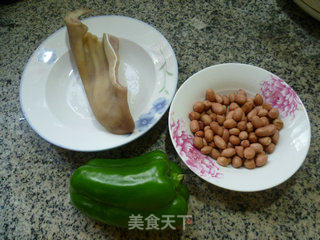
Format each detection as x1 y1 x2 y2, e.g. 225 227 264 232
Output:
170 117 222 179
260 75 302 118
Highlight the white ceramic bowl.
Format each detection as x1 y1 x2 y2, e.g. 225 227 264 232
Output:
294 0 320 21
169 63 311 192
20 15 178 151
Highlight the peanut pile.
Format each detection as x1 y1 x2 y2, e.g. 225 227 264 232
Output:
189 89 283 169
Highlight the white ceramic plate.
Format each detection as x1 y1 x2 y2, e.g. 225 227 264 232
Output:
169 63 311 192
20 15 178 151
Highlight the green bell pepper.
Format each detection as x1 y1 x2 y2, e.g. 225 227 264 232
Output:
70 151 189 228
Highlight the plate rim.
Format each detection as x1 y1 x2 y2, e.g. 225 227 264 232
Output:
168 62 311 192
20 15 178 152
294 0 320 21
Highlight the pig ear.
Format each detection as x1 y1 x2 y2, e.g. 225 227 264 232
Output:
102 34 117 85
107 34 119 52
65 8 92 24
102 34 124 89
108 34 121 85
65 9 135 134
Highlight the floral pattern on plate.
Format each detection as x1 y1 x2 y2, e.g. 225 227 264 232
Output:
135 97 168 132
260 75 302 119
151 41 175 96
170 117 222 179
159 49 173 95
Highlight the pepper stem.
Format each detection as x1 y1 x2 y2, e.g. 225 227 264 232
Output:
170 173 184 189
176 174 184 181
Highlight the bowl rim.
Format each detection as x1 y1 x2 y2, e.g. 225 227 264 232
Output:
19 15 178 152
168 62 311 192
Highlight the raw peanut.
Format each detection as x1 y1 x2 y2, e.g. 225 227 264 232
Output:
229 93 236 102
229 128 240 136
223 119 237 129
237 121 247 131
210 113 217 121
263 102 272 111
201 114 212 126
229 102 240 111
248 132 258 143
209 141 216 148
273 118 284 130
235 146 244 158
247 97 254 103
260 117 270 126
246 122 254 133
257 108 268 117
229 135 241 145
193 102 205 113
212 103 225 115
241 140 250 148
222 95 230 106
254 94 263 106
195 131 204 137
227 142 233 148
203 100 212 110
259 137 272 146
247 108 258 121
235 94 247 105
250 143 263 153
255 105 263 111
232 156 243 168
206 89 215 102
233 108 244 122
222 129 230 143
210 122 223 136
198 121 204 130
214 135 227 149
201 146 213 155
204 126 211 132
189 111 200 120
239 131 248 140
191 89 282 171
244 147 255 159
226 111 234 119
268 108 279 119
265 143 276 154
255 124 276 137
205 129 214 142
238 89 247 97
244 159 256 169
217 157 231 167
222 105 227 113
215 94 223 104
241 102 254 114
252 116 265 128
255 154 268 167
203 138 208 146
221 148 236 158
210 148 220 159
190 120 200 133
216 126 224 137
272 130 279 144
217 115 226 125
193 137 203 149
